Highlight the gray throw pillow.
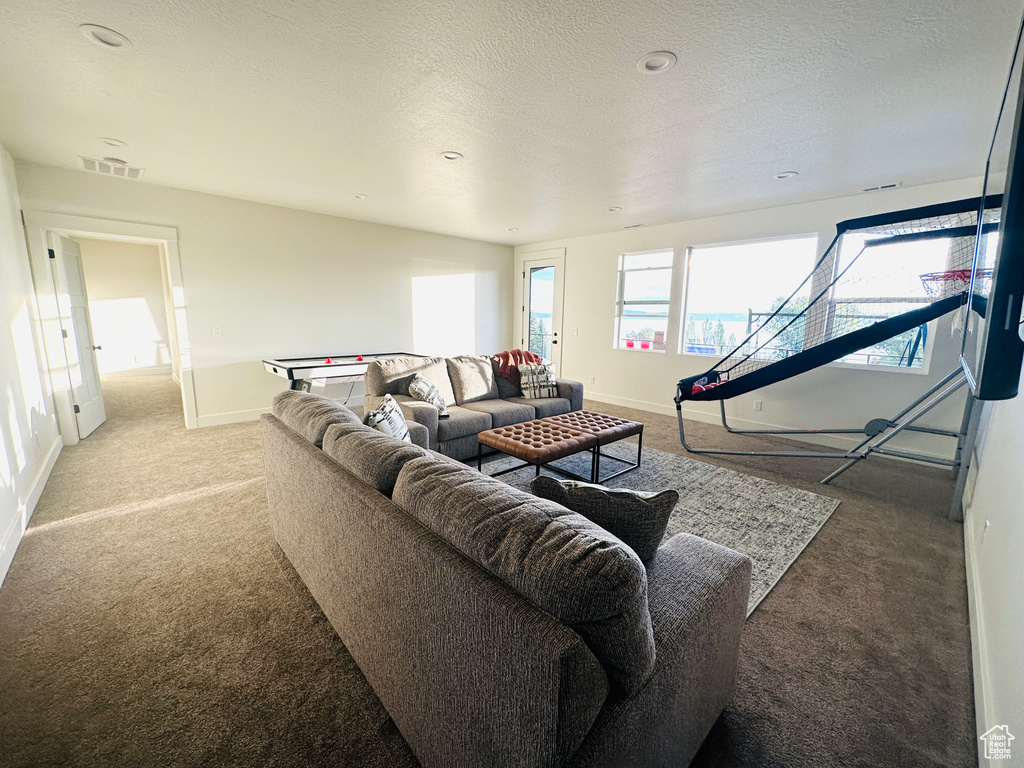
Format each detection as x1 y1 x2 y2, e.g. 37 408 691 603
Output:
531 476 678 563
408 372 449 418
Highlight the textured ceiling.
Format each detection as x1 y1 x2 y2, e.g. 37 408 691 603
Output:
0 0 1021 245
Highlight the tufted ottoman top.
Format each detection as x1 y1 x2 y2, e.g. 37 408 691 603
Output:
542 410 644 445
477 419 598 463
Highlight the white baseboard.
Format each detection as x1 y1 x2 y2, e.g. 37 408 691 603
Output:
196 407 272 428
963 501 995 767
584 391 953 460
102 365 173 378
0 435 62 587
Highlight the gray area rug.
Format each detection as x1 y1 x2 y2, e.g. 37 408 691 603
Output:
484 443 841 615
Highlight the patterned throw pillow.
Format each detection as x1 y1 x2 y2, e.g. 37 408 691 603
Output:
518 363 558 399
531 476 679 563
408 373 449 418
364 394 412 443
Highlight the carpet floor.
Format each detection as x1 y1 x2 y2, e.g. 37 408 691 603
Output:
0 376 975 767
487 444 841 615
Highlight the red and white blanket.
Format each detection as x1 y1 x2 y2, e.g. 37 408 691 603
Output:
490 349 544 388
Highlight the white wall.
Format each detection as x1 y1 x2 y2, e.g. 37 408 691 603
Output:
15 162 514 426
516 177 985 457
74 238 172 375
963 396 1024 765
0 145 61 585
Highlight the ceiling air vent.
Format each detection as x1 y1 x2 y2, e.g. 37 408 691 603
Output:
80 156 145 180
862 181 902 193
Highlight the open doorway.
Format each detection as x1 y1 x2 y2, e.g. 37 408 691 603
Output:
22 211 196 445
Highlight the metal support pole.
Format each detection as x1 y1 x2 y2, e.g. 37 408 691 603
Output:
820 371 968 484
949 396 983 522
676 404 850 459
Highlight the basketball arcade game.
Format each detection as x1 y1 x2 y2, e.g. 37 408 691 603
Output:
675 11 1024 512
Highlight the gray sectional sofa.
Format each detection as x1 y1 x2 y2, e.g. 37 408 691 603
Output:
362 354 584 460
262 390 753 768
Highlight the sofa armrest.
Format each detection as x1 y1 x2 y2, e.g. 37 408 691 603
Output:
556 378 584 411
569 533 751 768
365 394 440 449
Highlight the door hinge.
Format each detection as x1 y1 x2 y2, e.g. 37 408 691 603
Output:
73 404 81 414
61 329 69 338
48 248 56 259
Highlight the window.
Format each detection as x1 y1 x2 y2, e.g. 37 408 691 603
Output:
826 232 962 368
614 250 673 351
681 236 818 358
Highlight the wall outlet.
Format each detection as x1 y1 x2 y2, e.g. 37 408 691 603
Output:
211 325 223 337
752 399 763 412
590 376 596 384
572 328 579 336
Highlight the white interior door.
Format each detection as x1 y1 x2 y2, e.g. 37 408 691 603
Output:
49 234 106 438
521 251 564 372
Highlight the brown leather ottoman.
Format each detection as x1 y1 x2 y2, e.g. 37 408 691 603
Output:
477 411 643 483
543 410 643 483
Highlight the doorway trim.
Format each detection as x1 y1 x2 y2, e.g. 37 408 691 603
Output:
516 247 565 372
22 211 197 441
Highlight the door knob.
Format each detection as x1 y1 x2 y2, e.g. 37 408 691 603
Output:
93 345 102 350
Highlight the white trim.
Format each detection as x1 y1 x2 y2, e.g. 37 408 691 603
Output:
196 406 271 428
21 211 198 434
585 391 955 459
0 435 62 587
102 365 174 376
964 499 996 768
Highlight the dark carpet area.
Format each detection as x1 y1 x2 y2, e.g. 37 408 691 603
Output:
0 376 975 767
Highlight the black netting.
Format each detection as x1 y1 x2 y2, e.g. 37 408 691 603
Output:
677 196 1001 402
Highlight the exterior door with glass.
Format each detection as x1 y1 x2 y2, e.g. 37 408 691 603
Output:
521 250 564 372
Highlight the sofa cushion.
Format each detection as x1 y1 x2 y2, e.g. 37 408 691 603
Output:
365 356 456 407
436 405 492 442
323 426 429 496
392 457 655 695
271 390 363 447
460 399 535 427
531 477 678 563
447 355 499 404
492 359 524 398
506 396 572 419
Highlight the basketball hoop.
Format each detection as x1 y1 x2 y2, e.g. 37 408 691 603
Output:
919 268 993 299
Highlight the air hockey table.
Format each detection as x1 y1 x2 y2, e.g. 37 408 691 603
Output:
263 353 422 393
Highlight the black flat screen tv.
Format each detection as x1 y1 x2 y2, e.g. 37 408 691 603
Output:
961 13 1024 400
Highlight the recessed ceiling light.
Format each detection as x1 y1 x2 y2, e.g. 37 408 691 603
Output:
608 206 622 212
507 227 518 232
99 137 128 148
441 151 463 160
637 51 677 74
352 193 367 199
774 171 799 180
624 223 644 229
80 24 131 48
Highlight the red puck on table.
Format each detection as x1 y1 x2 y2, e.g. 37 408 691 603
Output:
357 355 363 361
325 357 332 364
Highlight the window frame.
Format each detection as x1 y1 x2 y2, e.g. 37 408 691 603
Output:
613 248 674 353
678 233 819 360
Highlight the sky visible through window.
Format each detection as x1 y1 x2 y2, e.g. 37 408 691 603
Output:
684 237 818 355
